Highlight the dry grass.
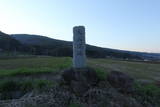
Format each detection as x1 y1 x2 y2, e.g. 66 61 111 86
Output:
88 58 160 82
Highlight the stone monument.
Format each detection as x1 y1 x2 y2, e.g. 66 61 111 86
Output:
73 26 86 68
62 26 99 95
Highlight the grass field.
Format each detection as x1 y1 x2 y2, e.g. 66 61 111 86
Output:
0 56 71 76
0 56 159 82
0 56 160 106
88 58 160 82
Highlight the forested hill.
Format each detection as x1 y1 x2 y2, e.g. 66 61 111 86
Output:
0 31 159 60
0 31 22 51
11 34 71 47
11 34 141 59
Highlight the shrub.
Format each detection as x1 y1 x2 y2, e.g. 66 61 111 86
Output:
95 68 108 80
34 79 54 89
0 79 54 100
134 83 160 105
69 103 81 107
20 81 34 92
0 80 20 92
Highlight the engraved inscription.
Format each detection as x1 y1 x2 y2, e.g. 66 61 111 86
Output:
73 26 86 68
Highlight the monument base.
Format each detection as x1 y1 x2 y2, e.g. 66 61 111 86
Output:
61 67 100 95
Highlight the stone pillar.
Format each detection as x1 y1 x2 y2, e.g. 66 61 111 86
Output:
73 26 86 68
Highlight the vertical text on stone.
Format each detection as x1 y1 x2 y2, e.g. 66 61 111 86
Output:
73 26 86 68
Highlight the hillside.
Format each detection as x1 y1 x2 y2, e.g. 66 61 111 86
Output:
12 34 71 47
0 31 158 60
0 31 22 51
11 34 142 59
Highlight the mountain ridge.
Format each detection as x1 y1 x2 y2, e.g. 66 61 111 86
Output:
10 34 153 60
0 31 23 51
11 33 160 55
11 33 160 60
0 31 159 60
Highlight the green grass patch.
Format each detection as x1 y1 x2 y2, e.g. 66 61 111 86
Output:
0 68 60 77
0 57 159 82
0 57 72 76
34 79 55 89
95 68 108 80
0 80 21 92
0 79 55 100
134 83 160 105
0 79 54 92
0 57 72 70
69 103 81 107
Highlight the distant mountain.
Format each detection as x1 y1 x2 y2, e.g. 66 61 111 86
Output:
11 34 142 59
12 34 71 47
128 51 160 61
0 31 156 60
11 34 73 56
0 31 22 51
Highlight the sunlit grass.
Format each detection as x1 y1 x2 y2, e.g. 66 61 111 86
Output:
0 57 159 81
0 57 72 70
0 57 72 76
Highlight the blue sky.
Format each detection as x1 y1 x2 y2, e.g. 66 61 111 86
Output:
0 0 160 53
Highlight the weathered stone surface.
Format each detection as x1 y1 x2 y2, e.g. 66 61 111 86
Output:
62 67 99 95
73 26 86 68
107 71 134 93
